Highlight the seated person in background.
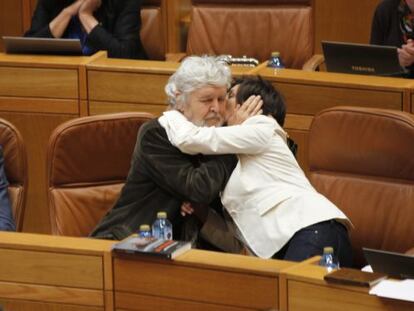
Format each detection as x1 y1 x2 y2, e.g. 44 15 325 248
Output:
371 0 414 71
25 0 147 59
90 56 237 248
160 76 353 266
0 146 16 231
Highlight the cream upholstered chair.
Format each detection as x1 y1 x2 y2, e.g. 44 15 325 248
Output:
0 118 27 231
47 112 154 237
308 106 414 267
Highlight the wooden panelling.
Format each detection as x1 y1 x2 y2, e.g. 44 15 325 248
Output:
88 71 169 104
288 280 413 311
314 0 381 53
0 97 78 114
0 67 78 99
0 299 103 311
277 83 402 114
0 282 103 306
89 101 167 116
116 292 256 311
0 0 24 52
0 248 103 288
114 257 278 310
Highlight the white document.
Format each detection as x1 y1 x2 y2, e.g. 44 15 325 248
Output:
369 279 414 302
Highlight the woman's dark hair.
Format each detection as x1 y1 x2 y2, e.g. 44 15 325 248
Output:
232 76 286 127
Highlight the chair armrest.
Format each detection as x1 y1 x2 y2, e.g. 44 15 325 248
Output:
165 53 187 63
302 54 325 71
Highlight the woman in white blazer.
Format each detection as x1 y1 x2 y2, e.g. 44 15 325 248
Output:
159 76 353 266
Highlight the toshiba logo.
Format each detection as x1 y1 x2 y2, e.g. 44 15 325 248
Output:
351 66 375 73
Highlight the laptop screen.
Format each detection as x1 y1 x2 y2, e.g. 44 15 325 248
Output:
363 247 414 279
2 36 82 55
322 41 407 77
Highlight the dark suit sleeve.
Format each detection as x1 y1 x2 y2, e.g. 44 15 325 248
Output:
24 0 54 38
370 4 384 45
0 147 15 231
139 125 237 205
87 0 147 59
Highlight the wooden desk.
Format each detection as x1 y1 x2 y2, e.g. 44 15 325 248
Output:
281 260 414 311
87 58 179 116
113 249 293 311
257 68 414 173
0 52 103 233
0 232 114 311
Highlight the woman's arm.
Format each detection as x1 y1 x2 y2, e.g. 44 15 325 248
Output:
160 110 276 155
25 0 83 38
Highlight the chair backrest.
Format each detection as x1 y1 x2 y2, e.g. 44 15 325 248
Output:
0 118 27 231
47 112 154 237
141 0 167 60
186 0 313 68
308 106 414 267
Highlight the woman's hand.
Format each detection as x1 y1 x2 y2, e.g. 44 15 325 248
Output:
63 0 85 17
398 39 414 67
227 95 263 126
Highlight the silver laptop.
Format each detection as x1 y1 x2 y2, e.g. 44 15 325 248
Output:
322 41 407 77
363 247 414 279
2 36 82 55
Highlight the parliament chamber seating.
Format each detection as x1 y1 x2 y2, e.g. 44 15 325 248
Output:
184 0 314 69
0 118 27 231
308 106 414 267
141 0 167 60
47 112 154 237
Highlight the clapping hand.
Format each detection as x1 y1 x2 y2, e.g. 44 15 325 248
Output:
64 0 85 17
79 0 102 16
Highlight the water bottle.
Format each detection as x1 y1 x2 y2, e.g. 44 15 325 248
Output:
319 246 339 272
267 51 285 69
152 211 173 240
139 224 152 238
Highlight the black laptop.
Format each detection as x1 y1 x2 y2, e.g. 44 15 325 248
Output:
2 36 82 55
363 247 414 279
322 41 408 77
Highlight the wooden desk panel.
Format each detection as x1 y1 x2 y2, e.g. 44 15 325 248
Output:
113 250 292 311
282 261 414 311
0 232 114 311
0 67 78 99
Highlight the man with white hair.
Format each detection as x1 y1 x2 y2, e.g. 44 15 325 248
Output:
91 56 238 245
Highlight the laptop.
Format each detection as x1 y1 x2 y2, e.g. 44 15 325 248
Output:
363 247 414 279
322 41 407 77
2 36 82 55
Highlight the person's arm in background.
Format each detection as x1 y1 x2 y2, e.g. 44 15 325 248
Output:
369 3 384 45
79 0 147 59
0 147 15 231
25 0 84 38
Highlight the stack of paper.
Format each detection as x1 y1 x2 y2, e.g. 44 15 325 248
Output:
369 279 414 302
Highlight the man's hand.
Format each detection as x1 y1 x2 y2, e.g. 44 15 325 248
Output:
398 39 414 67
227 95 263 126
180 202 209 223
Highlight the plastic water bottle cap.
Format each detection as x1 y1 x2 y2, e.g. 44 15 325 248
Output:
139 224 150 231
323 246 334 254
157 211 167 218
271 51 280 57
